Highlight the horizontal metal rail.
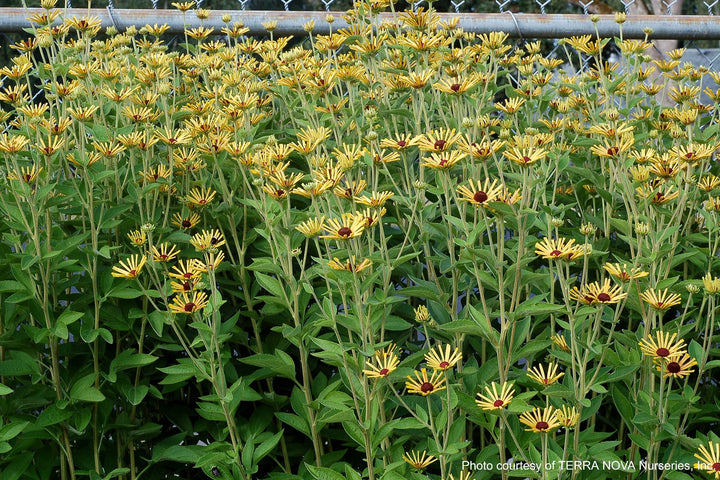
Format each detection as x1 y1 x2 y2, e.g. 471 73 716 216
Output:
1 8 720 39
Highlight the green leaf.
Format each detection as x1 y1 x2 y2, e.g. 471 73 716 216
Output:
0 421 29 442
306 464 346 480
70 373 106 403
254 430 283 463
0 383 13 395
240 353 295 380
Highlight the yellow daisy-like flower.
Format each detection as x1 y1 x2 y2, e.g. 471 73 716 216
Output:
172 212 201 230
321 214 365 240
639 331 686 359
186 187 217 208
333 180 367 200
403 450 437 470
557 405 580 429
328 256 372 273
406 368 446 396
169 291 209 314
355 191 394 207
379 134 415 151
504 146 547 166
425 345 462 371
190 229 226 252
569 279 628 305
457 179 504 207
603 263 648 282
168 260 201 282
151 243 180 263
695 441 720 478
519 406 560 433
414 128 463 153
535 237 585 261
192 251 225 273
363 344 400 378
703 273 720 294
655 352 697 378
111 255 147 279
422 150 467 170
551 334 570 352
127 230 146 247
296 217 325 238
527 362 565 386
475 382 515 411
640 288 682 310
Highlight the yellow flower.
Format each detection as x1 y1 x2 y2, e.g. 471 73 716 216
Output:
321 214 365 240
640 288 682 310
656 352 697 378
557 405 579 429
406 368 446 396
535 237 585 261
519 406 560 433
694 441 720 478
363 344 399 378
425 345 462 371
552 334 570 352
112 255 147 279
504 146 547 166
296 217 325 238
414 128 463 153
354 191 394 207
328 256 372 273
403 450 437 470
186 187 217 208
151 243 180 263
169 260 201 282
527 362 564 386
457 179 504 207
569 279 627 305
169 291 209 314
127 230 146 247
190 229 226 252
422 151 466 170
703 273 720 294
475 382 515 411
603 263 648 282
172 212 201 230
639 331 686 359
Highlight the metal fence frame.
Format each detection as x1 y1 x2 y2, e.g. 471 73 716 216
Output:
1 8 720 38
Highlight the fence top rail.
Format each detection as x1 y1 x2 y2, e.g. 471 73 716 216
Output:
1 8 720 40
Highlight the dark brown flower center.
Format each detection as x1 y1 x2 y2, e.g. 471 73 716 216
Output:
522 155 532 163
550 249 562 257
184 302 195 312
182 220 192 228
474 191 488 203
536 421 549 430
338 226 353 237
210 236 219 245
379 368 389 376
439 361 450 369
397 140 406 147
434 139 447 150
129 269 137 276
420 381 434 393
493 400 504 407
608 146 619 156
597 293 611 302
439 158 448 167
713 463 720 472
666 362 681 373
656 347 670 357
450 83 461 92
182 281 191 291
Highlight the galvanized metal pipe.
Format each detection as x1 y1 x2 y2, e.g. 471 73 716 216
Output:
1 8 719 39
